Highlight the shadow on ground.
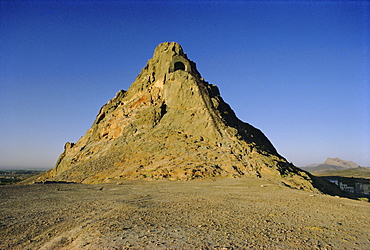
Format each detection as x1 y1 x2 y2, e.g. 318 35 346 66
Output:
310 174 369 201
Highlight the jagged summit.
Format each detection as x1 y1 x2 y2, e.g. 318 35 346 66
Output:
30 42 328 191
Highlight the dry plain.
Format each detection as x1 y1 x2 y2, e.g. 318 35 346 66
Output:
1 178 369 249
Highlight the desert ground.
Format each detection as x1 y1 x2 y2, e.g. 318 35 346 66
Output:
1 178 369 249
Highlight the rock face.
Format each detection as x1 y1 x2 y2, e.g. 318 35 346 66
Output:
32 42 324 191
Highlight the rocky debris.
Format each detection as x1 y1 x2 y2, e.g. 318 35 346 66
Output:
1 179 369 249
26 42 337 193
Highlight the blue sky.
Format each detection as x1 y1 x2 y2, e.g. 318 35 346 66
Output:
0 0 369 169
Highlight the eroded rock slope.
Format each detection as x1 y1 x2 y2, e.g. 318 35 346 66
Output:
30 42 333 192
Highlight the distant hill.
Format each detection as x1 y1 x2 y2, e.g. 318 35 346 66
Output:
323 157 360 169
303 163 320 168
301 157 369 178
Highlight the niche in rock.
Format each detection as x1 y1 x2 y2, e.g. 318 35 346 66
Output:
174 61 185 71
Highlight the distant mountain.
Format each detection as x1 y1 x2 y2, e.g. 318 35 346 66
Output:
302 163 320 169
302 157 363 173
323 157 360 169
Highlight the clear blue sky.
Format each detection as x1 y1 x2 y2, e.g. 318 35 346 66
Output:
0 0 369 169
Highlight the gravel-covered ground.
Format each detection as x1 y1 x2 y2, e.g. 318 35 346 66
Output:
0 178 369 249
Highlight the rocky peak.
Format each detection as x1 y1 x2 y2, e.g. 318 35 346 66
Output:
29 42 335 194
128 42 200 97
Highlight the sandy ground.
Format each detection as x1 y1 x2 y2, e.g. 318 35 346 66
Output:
0 178 369 249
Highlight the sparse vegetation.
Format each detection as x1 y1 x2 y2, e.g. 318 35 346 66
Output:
312 168 370 179
358 197 369 202
0 170 45 185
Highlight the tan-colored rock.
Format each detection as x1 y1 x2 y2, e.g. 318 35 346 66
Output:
28 42 338 193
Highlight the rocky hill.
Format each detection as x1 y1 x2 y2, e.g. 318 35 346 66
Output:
302 157 361 173
323 157 360 169
26 42 337 193
302 158 369 179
